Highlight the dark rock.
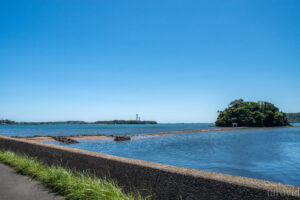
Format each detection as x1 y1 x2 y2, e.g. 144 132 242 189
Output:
114 136 131 142
51 136 79 144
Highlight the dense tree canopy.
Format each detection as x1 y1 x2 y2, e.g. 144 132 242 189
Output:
215 99 289 127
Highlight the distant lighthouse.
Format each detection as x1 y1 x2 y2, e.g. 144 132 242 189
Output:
136 114 141 121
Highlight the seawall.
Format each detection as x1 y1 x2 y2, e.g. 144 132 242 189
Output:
0 136 300 200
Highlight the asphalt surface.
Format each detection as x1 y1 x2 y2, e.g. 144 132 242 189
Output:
0 163 64 200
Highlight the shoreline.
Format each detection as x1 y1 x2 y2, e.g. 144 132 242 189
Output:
10 126 297 143
0 120 158 125
148 127 243 136
11 127 254 143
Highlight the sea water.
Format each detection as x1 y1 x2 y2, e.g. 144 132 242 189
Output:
0 123 214 137
1 123 300 186
52 127 300 187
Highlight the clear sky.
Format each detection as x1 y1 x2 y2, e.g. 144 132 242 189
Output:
0 0 299 123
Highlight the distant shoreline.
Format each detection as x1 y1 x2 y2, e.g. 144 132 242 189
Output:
0 120 157 125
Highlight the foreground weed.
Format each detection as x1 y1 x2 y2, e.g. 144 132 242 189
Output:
0 151 147 200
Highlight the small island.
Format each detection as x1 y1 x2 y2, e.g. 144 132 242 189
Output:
216 99 289 127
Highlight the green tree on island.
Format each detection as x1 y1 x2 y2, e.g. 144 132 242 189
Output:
215 99 289 127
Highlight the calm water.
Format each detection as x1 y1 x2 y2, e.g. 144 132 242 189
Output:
1 123 300 186
0 123 214 137
49 127 300 186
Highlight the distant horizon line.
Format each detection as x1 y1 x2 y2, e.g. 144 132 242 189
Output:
0 119 215 124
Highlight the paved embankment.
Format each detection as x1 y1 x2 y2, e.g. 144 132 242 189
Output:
0 163 64 200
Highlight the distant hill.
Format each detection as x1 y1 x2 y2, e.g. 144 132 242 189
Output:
286 113 300 123
0 120 88 125
0 120 16 125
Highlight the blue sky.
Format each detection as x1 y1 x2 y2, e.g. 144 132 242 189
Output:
0 0 299 123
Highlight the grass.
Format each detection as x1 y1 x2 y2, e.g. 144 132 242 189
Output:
0 150 148 200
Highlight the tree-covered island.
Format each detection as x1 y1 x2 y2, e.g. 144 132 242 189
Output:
216 99 289 127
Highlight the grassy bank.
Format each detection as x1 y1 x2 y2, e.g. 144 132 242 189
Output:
0 151 147 200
